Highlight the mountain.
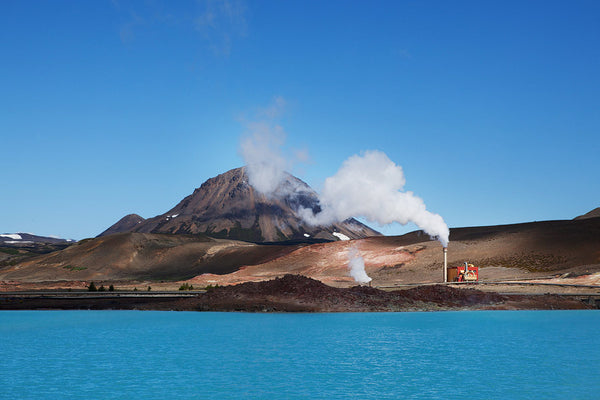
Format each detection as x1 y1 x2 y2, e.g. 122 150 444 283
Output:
0 233 75 267
187 217 600 287
0 233 300 282
0 233 74 245
4 218 599 287
99 167 380 242
98 214 145 237
574 207 600 220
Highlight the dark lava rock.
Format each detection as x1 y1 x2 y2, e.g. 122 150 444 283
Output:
196 275 507 312
399 285 506 306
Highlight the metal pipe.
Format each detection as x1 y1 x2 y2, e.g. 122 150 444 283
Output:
443 247 448 283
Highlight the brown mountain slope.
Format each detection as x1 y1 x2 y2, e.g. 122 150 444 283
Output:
0 233 300 282
188 218 600 287
99 167 380 242
2 218 598 288
575 207 600 220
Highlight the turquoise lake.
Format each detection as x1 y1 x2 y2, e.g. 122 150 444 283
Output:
1 310 599 399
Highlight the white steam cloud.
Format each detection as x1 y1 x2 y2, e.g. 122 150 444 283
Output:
299 150 449 247
238 99 449 247
240 122 288 195
348 247 371 284
239 97 290 195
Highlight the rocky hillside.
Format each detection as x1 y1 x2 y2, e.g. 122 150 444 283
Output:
1 217 599 288
0 233 300 282
99 167 380 242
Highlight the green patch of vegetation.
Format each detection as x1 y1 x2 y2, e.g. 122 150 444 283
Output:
0 248 20 255
109 284 115 291
179 283 195 290
62 265 87 271
0 259 23 267
98 285 106 292
205 284 220 291
88 282 97 292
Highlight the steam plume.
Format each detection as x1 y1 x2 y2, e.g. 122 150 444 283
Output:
238 100 449 246
239 122 288 195
348 247 371 284
239 97 289 195
299 150 450 246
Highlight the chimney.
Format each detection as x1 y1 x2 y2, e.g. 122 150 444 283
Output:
443 247 448 283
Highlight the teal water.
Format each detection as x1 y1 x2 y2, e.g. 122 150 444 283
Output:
1 311 599 399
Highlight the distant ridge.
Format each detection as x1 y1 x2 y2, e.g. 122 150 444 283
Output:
99 167 380 242
0 233 73 245
574 207 600 220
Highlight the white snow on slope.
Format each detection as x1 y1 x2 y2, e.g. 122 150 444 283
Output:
332 232 350 241
1 234 22 240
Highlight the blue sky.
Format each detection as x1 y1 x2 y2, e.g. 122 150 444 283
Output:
1 0 599 240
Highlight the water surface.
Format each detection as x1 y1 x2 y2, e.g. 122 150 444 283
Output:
1 310 598 399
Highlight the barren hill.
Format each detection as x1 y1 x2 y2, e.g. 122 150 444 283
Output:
3 217 598 289
0 233 299 282
100 167 380 243
187 217 600 287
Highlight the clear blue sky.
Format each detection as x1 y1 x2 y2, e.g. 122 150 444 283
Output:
1 0 599 239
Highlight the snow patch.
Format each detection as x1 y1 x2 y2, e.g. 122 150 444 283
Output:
303 233 310 238
4 240 33 244
1 234 22 240
332 232 350 241
170 214 179 218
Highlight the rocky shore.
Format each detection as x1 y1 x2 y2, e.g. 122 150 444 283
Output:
0 275 595 312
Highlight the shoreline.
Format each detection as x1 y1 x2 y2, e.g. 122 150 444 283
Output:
1 275 597 312
0 295 594 312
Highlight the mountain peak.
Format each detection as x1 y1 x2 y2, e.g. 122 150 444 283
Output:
99 167 380 242
98 214 145 237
